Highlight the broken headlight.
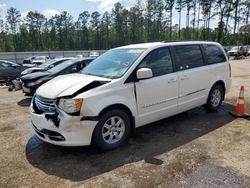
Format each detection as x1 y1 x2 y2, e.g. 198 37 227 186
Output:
58 98 83 114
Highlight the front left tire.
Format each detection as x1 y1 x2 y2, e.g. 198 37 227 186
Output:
93 109 131 150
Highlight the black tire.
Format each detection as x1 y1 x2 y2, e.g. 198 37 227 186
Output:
205 84 224 112
93 109 131 150
8 83 14 91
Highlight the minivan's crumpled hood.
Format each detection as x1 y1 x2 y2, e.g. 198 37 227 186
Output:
36 74 111 99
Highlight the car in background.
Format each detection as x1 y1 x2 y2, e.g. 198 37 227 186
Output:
76 54 83 58
23 56 50 66
243 46 250 56
21 57 75 76
21 57 95 96
31 56 50 66
75 51 100 59
89 51 100 57
227 46 248 58
23 56 37 65
0 60 29 84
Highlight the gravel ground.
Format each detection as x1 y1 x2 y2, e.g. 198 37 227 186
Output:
0 58 250 188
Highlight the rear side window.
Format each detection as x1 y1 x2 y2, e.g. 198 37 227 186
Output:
174 45 204 70
204 44 227 64
0 62 11 68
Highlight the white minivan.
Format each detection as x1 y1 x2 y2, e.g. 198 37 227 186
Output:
30 41 231 150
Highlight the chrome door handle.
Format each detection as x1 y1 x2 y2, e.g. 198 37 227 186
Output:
168 78 177 83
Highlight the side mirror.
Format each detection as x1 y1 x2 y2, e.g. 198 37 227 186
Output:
136 68 153 80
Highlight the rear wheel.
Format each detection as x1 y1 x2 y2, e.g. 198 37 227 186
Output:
205 85 224 112
94 109 131 150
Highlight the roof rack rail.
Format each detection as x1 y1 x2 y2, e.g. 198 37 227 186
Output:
161 40 178 43
161 40 202 43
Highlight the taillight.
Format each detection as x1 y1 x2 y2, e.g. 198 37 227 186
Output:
229 63 231 77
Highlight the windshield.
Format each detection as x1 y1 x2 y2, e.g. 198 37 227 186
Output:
81 48 145 79
47 59 77 74
39 59 57 69
7 61 19 66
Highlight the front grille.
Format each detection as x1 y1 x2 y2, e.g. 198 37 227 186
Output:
34 95 56 114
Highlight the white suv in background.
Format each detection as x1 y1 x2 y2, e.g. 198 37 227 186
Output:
30 41 231 150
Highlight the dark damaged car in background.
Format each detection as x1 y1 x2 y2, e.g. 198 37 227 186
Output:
21 57 95 95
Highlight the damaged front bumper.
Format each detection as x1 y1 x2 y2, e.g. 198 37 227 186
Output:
29 97 98 146
22 82 36 96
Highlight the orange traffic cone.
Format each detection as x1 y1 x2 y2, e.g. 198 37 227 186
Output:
235 85 246 116
230 85 250 118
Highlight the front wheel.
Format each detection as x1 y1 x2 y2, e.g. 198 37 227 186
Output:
205 85 224 112
93 109 131 150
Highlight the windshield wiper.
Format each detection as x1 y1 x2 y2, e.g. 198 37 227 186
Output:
83 73 109 78
83 73 96 76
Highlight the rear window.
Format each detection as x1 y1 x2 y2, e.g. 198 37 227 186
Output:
204 45 227 64
174 45 204 70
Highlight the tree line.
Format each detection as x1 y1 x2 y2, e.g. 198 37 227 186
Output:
1 0 250 52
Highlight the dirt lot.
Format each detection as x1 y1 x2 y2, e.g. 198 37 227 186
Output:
0 59 250 188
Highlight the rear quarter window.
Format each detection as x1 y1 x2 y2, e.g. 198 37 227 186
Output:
204 44 227 64
173 45 204 70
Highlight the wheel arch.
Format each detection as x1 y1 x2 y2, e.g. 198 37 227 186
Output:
209 80 226 100
91 104 135 142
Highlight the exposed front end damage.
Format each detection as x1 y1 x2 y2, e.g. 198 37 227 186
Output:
29 78 110 146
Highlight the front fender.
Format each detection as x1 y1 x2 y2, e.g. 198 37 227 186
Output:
80 83 137 118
